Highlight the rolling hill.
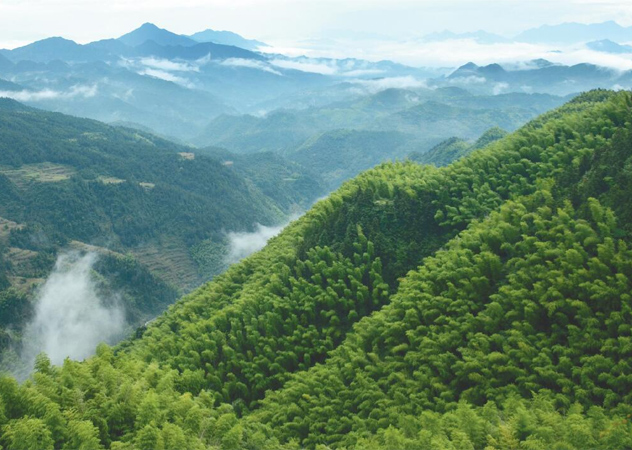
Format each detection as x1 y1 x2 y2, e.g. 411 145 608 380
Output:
0 90 630 449
193 88 567 161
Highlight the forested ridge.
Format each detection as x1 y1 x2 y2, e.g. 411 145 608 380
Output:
1 90 632 449
409 126 508 167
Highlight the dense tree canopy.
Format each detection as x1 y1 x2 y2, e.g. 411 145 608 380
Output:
1 90 632 449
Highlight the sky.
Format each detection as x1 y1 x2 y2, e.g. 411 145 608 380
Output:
1 0 632 67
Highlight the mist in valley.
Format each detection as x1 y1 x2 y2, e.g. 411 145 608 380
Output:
20 252 126 371
224 214 302 265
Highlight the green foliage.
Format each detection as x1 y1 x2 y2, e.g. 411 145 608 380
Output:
0 102 318 364
0 90 630 449
2 417 54 450
197 148 325 211
409 127 508 167
289 129 417 189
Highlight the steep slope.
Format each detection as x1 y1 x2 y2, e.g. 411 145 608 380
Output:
132 40 263 61
0 55 13 71
246 90 632 448
381 101 541 136
22 62 235 140
409 136 470 166
0 91 632 450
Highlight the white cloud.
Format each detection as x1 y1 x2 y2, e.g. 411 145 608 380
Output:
225 223 284 264
269 58 338 75
547 48 632 71
112 87 135 101
138 68 195 88
140 56 199 72
220 58 282 75
21 252 126 367
349 75 427 93
340 68 385 77
263 36 632 72
225 214 300 265
493 82 509 94
0 84 98 102
446 75 487 85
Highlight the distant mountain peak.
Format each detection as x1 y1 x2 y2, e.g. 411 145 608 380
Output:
188 28 268 50
586 39 632 54
118 23 197 48
459 62 479 70
138 22 160 30
530 58 556 68
516 20 632 44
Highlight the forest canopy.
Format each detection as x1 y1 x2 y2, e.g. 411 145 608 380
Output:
1 90 632 449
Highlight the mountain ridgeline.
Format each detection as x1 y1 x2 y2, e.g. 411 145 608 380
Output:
1 90 632 449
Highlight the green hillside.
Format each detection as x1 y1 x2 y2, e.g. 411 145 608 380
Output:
1 90 632 449
410 127 508 167
192 89 566 154
0 99 322 365
288 129 419 189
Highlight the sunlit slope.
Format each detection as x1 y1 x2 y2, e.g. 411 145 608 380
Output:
245 90 632 448
0 90 631 449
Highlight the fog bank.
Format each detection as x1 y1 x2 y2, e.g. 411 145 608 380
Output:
225 223 286 264
22 252 125 367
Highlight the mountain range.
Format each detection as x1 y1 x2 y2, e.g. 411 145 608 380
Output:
421 20 632 45
516 20 632 44
440 60 625 96
0 21 630 146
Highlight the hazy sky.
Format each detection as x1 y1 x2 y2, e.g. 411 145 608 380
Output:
1 0 631 49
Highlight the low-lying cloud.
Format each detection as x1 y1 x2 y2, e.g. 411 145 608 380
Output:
140 57 199 72
0 84 98 102
225 223 286 265
220 58 282 75
224 214 301 265
138 68 195 88
264 37 632 71
269 58 338 75
21 252 125 367
350 76 427 93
